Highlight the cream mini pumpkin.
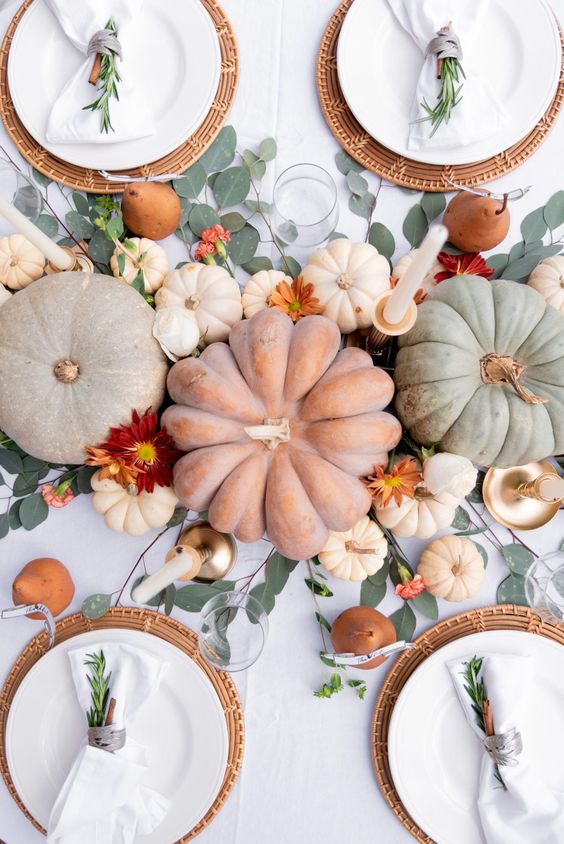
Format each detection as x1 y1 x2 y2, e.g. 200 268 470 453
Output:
0 234 45 289
392 248 442 298
91 471 178 535
110 237 168 293
418 535 485 601
375 489 458 539
301 238 390 333
318 515 387 581
242 269 292 318
528 256 564 315
0 273 168 464
156 263 243 343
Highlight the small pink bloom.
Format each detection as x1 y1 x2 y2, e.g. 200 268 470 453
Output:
41 483 74 509
201 224 231 245
194 241 216 263
395 574 426 600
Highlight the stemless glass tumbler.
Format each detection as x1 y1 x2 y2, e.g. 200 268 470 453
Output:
525 550 564 624
272 163 339 248
199 591 269 672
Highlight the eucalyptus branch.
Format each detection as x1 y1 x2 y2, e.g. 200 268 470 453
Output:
83 18 121 134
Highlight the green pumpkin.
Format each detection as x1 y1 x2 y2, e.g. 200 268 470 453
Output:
394 277 564 467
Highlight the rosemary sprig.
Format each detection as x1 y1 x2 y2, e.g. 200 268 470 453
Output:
83 18 121 134
84 650 112 727
461 656 506 790
416 56 466 138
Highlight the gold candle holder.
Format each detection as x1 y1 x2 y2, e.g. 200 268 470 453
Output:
483 461 562 531
366 290 418 355
46 245 94 274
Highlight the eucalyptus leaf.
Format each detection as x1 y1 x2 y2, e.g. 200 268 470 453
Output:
367 557 390 586
497 573 528 606
22 455 47 474
245 199 271 214
403 204 428 248
0 449 23 475
360 578 386 608
280 255 301 277
249 581 276 613
8 499 21 530
241 256 273 273
242 151 266 182
473 542 488 568
486 253 509 278
173 163 207 198
188 204 221 236
164 583 176 616
335 150 364 175
421 192 446 223
76 466 97 494
0 512 9 540
131 270 145 295
12 472 39 497
65 211 94 239
35 214 59 238
523 243 562 259
451 506 471 530
411 590 439 620
389 603 416 641
328 231 348 242
198 125 237 173
117 252 125 275
179 198 193 227
19 493 49 530
544 191 564 231
500 253 544 280
315 611 332 632
276 221 298 244
72 192 90 216
502 543 534 576
259 137 277 161
88 229 116 264
265 552 299 595
508 241 525 263
82 593 112 620
167 506 188 528
174 580 235 612
520 207 547 244
14 185 41 218
220 211 247 233
176 224 196 246
32 168 51 187
213 167 251 208
369 222 395 259
454 525 488 537
227 225 260 265
349 191 375 219
346 170 368 197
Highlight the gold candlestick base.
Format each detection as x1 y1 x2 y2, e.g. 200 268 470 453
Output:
46 245 94 274
178 520 237 583
483 461 562 531
366 291 418 355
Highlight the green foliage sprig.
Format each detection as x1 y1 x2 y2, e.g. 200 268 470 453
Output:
83 19 121 134
462 656 506 789
416 56 465 138
84 650 112 727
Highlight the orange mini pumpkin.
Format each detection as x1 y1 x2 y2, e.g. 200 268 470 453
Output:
163 309 401 559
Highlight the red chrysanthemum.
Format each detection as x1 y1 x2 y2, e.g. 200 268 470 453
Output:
86 410 182 493
434 251 495 283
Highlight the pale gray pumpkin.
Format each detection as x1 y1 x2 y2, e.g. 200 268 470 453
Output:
394 277 564 467
0 272 168 464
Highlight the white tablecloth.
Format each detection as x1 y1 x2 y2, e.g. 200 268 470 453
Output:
1 1 564 842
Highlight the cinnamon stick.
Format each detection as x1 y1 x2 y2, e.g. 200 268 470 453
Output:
105 697 117 727
482 699 495 737
88 54 102 86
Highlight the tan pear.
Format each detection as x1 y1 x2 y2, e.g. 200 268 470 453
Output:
444 190 510 252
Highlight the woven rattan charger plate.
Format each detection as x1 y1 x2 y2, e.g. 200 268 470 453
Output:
317 0 564 191
372 603 564 843
0 607 244 842
0 0 238 193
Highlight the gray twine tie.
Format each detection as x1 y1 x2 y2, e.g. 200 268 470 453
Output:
87 28 122 60
426 26 463 61
88 725 126 753
483 728 523 768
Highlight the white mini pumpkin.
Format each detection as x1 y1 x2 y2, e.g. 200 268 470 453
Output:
374 489 458 539
392 248 442 298
0 234 45 289
318 515 387 581
91 471 178 535
155 263 243 343
417 535 485 601
242 269 292 318
528 256 564 314
110 237 168 293
301 238 390 333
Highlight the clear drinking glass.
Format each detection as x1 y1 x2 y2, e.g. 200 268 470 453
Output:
199 591 269 671
525 550 564 624
272 163 338 248
0 160 42 234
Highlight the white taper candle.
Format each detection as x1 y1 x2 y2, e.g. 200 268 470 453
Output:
539 475 564 501
131 554 197 604
0 197 73 269
383 224 448 325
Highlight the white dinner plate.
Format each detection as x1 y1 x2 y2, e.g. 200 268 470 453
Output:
337 0 561 165
7 0 221 170
6 628 229 844
388 630 564 844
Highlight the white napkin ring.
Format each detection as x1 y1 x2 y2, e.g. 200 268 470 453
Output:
88 725 126 752
426 27 463 61
87 29 122 60
483 728 523 767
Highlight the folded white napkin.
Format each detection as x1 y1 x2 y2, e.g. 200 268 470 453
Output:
448 653 564 844
47 642 170 844
386 0 507 150
44 0 154 144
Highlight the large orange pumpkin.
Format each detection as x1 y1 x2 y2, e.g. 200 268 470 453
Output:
163 310 401 559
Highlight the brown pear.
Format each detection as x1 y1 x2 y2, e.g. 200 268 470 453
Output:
121 182 181 240
12 557 74 619
331 606 396 670
443 190 510 252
